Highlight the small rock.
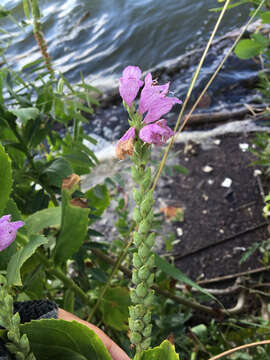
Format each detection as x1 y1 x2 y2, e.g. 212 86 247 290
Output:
202 209 208 214
208 179 214 185
202 165 213 173
254 169 262 177
172 239 181 246
176 227 183 237
202 193 208 201
239 143 249 152
219 228 224 234
214 139 221 145
221 178 232 188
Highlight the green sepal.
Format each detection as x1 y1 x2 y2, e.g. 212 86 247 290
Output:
143 310 151 324
141 337 152 351
134 232 143 247
131 320 144 332
143 324 152 338
141 167 151 189
130 331 142 345
130 289 140 304
133 207 142 223
133 187 142 204
140 191 154 216
133 253 142 269
138 244 150 260
138 219 150 234
138 265 150 281
136 283 148 298
146 254 155 268
146 233 155 248
132 270 140 285
144 290 154 306
146 273 154 286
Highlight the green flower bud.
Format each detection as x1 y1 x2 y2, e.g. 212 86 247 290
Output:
146 209 154 223
130 289 140 304
138 244 150 260
141 337 151 350
132 270 140 285
146 254 155 269
138 265 150 280
133 207 142 223
146 273 154 286
132 320 144 332
138 219 150 234
133 253 142 269
130 331 142 345
136 283 148 298
143 324 152 338
146 233 155 248
129 306 136 319
133 188 142 204
140 191 154 216
134 304 146 318
12 312 20 326
144 290 154 306
142 168 152 189
132 167 141 183
143 310 151 324
134 232 143 247
19 334 30 353
141 146 151 164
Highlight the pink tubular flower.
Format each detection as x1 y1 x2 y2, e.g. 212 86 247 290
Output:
143 94 181 124
139 119 174 146
0 215 24 251
119 66 144 106
139 73 169 115
116 127 136 159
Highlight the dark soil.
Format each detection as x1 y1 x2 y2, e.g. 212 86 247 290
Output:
159 132 270 284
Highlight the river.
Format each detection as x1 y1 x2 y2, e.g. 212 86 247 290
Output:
1 0 250 88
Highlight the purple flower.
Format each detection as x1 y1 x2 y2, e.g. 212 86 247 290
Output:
116 127 136 159
0 215 24 251
139 119 174 146
143 94 181 124
119 66 144 106
138 73 169 115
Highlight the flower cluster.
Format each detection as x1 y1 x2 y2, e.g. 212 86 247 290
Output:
0 215 24 251
116 66 181 159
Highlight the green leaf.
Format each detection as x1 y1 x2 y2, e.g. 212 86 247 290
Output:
0 143 12 216
261 11 270 24
23 0 30 20
135 340 179 360
155 254 218 303
54 189 89 265
7 234 48 286
11 107 39 124
43 157 73 187
251 33 269 47
100 287 130 331
20 319 112 360
25 207 62 234
234 39 264 59
85 184 110 222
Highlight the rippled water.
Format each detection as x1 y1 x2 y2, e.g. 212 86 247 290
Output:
1 0 250 88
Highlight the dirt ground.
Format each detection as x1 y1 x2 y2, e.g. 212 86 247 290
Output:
158 131 269 283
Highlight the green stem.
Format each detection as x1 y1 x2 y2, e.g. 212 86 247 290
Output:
87 235 134 322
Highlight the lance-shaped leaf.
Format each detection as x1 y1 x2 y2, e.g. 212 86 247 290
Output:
25 207 62 234
0 143 12 216
20 319 112 360
7 234 48 286
54 187 89 265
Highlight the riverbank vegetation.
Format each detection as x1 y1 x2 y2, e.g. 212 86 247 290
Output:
1 0 270 359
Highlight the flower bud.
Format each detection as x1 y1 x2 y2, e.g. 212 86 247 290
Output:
133 188 142 204
143 310 151 324
138 244 150 260
138 220 150 234
129 306 136 319
143 324 152 338
133 253 142 269
142 167 152 189
132 270 140 285
140 191 154 216
134 232 143 247
130 289 140 304
146 254 155 269
138 265 150 280
146 273 154 286
133 207 142 223
130 331 142 345
134 304 146 318
136 283 148 298
132 167 141 183
132 320 144 332
146 233 155 248
144 290 154 306
141 337 151 350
